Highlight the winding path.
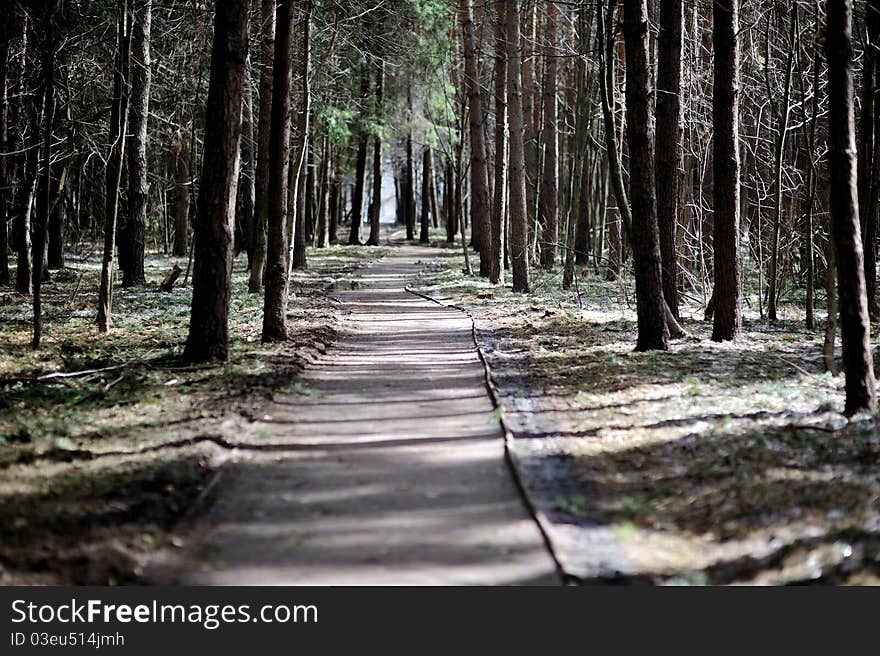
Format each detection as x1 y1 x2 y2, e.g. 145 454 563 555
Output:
150 245 558 585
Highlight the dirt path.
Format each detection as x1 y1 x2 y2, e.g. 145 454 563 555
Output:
148 245 559 585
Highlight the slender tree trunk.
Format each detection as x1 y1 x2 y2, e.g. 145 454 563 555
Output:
182 0 248 362
367 63 384 246
538 1 559 271
623 0 668 351
490 0 507 284
506 0 529 292
711 0 742 342
97 0 131 333
349 69 369 246
236 56 256 263
598 0 633 252
315 135 330 248
121 0 151 287
825 0 878 415
405 127 415 240
328 162 339 244
861 0 880 319
419 147 432 243
0 15 10 286
46 162 66 269
262 0 295 342
461 0 492 276
289 1 311 271
248 0 275 292
171 140 189 257
655 0 683 319
766 7 797 322
32 0 56 349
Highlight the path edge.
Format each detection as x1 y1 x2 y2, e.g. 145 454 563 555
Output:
405 286 572 586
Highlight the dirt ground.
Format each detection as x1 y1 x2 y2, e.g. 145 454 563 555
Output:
413 242 880 585
0 244 386 584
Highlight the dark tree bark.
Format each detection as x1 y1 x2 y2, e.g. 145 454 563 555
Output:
0 16 12 286
349 67 369 246
598 0 633 250
825 0 878 415
46 162 66 269
506 0 529 293
262 0 295 342
623 0 668 351
860 0 880 319
248 0 275 292
419 147 432 244
315 135 330 248
32 0 57 349
97 0 131 333
538 0 558 271
655 0 683 319
367 62 384 247
121 0 151 287
182 0 248 362
711 0 742 342
328 162 339 244
490 0 506 284
171 140 189 257
289 0 311 270
236 57 256 263
404 126 415 240
461 0 492 276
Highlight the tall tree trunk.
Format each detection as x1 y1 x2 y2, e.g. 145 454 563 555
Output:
315 135 330 248
248 0 275 292
623 0 668 351
171 140 189 257
766 7 797 322
405 125 415 240
46 162 66 269
32 0 56 349
711 0 742 342
0 14 10 286
523 5 540 256
655 0 683 319
328 162 339 244
490 0 507 284
349 67 369 246
262 0 295 342
183 0 248 362
419 147 432 243
121 0 151 288
236 56 256 264
861 0 880 319
461 0 492 276
289 1 311 271
506 0 529 292
825 0 878 415
97 0 131 333
538 0 558 271
367 63 384 247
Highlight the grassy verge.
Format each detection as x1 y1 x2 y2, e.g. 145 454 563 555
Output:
0 244 386 584
413 244 880 585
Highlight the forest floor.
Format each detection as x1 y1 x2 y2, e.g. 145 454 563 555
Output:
4 234 880 586
0 243 386 584
413 238 880 585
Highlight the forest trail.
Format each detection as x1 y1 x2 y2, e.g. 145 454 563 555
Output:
148 244 559 585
